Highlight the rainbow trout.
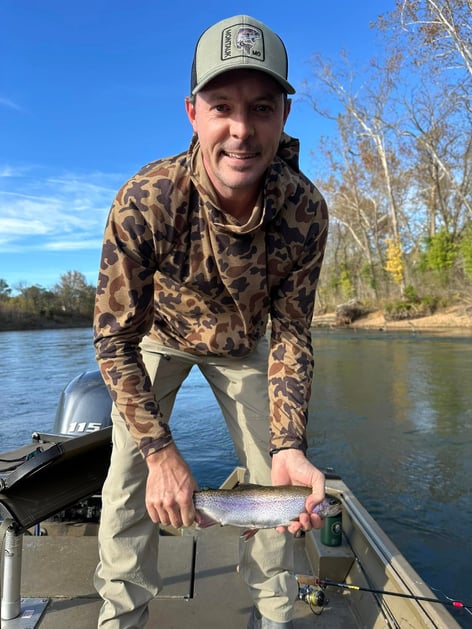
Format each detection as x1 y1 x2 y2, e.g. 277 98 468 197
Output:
193 485 341 539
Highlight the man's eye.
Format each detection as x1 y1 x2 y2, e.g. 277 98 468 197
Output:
214 104 228 112
255 104 272 113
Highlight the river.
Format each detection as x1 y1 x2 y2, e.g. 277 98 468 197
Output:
0 327 471 626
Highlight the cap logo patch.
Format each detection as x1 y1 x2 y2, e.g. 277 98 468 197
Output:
221 24 265 60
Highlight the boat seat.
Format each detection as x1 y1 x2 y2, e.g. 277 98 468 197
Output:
0 427 112 533
305 527 355 582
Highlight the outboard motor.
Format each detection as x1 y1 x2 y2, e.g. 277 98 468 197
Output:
42 370 113 523
0 371 113 529
53 370 112 435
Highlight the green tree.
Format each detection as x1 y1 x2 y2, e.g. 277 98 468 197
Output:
0 279 11 301
459 223 472 280
420 228 458 285
15 284 57 315
54 271 91 314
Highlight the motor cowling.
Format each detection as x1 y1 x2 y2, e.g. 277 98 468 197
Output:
53 370 112 435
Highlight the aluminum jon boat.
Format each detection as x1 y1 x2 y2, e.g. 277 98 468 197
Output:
0 371 466 628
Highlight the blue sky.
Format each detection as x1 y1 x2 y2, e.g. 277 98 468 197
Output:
0 1 393 292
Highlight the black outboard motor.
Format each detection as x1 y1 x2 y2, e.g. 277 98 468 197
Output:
53 370 112 435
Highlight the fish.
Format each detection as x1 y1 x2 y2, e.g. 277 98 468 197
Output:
193 484 342 540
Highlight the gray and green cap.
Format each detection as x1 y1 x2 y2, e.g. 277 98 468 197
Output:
191 15 295 95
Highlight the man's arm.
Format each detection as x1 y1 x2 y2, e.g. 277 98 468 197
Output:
268 189 328 533
268 192 329 455
94 187 174 458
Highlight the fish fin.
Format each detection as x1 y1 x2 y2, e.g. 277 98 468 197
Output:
240 528 259 541
196 520 216 530
194 511 217 529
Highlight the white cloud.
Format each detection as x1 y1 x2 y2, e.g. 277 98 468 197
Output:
0 97 23 112
44 238 105 251
0 165 33 178
0 167 120 252
0 216 50 235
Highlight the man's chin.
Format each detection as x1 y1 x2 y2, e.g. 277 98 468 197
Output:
222 165 265 185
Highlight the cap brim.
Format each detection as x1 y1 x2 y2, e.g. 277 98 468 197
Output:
192 66 296 95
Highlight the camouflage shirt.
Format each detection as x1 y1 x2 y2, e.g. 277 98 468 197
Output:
94 133 328 458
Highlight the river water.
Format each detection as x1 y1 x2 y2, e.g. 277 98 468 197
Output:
0 327 471 626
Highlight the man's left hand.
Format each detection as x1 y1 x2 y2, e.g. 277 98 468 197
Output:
271 448 325 535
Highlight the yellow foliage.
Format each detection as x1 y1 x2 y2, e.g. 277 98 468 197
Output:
385 238 404 285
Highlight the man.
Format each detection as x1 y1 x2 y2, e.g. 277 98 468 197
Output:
93 14 329 629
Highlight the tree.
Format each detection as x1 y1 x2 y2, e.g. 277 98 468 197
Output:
420 228 458 287
304 51 410 295
403 85 472 232
54 271 94 315
0 279 11 301
305 1 471 307
377 1 472 226
312 122 389 301
385 237 406 287
14 284 57 315
391 0 472 79
459 223 472 280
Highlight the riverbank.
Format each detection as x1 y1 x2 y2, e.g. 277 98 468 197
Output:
2 307 471 334
313 304 472 335
0 314 91 331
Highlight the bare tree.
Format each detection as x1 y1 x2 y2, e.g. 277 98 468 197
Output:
305 1 472 306
314 117 390 300
403 85 472 228
304 52 409 292
395 0 472 78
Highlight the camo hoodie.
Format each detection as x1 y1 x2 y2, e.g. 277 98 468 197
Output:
94 133 328 458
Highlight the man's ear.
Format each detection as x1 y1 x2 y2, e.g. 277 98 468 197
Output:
185 97 198 133
283 98 292 125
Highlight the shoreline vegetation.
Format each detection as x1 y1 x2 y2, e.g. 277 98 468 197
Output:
1 265 470 336
1 305 471 335
0 312 92 331
312 304 472 335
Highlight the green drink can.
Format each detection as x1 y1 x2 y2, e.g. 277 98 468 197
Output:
320 498 342 546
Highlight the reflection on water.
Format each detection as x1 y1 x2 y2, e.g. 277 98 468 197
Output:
0 328 97 447
307 329 472 626
0 327 471 625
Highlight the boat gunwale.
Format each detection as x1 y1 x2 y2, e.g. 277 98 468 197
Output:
324 478 462 629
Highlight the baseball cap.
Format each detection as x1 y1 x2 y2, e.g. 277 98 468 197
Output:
191 15 295 95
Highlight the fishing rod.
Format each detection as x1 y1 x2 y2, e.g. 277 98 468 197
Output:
296 575 472 612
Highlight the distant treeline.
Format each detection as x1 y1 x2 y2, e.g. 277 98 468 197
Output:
0 271 94 331
1 263 470 334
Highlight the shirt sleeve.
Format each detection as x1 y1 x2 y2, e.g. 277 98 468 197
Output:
93 183 174 458
268 195 329 453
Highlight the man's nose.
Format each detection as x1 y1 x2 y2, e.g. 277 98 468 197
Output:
229 113 254 139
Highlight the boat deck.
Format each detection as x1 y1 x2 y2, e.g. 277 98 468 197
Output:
11 523 356 628
1 455 461 629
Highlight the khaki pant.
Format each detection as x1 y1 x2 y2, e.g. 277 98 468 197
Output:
95 337 297 627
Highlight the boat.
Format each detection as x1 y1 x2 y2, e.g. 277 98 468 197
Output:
0 370 465 628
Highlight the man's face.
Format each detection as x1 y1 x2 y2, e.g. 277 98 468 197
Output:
186 69 291 212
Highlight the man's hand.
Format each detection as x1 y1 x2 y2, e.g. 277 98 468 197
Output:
271 448 325 536
145 443 198 528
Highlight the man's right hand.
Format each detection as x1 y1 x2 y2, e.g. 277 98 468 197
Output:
145 443 198 528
